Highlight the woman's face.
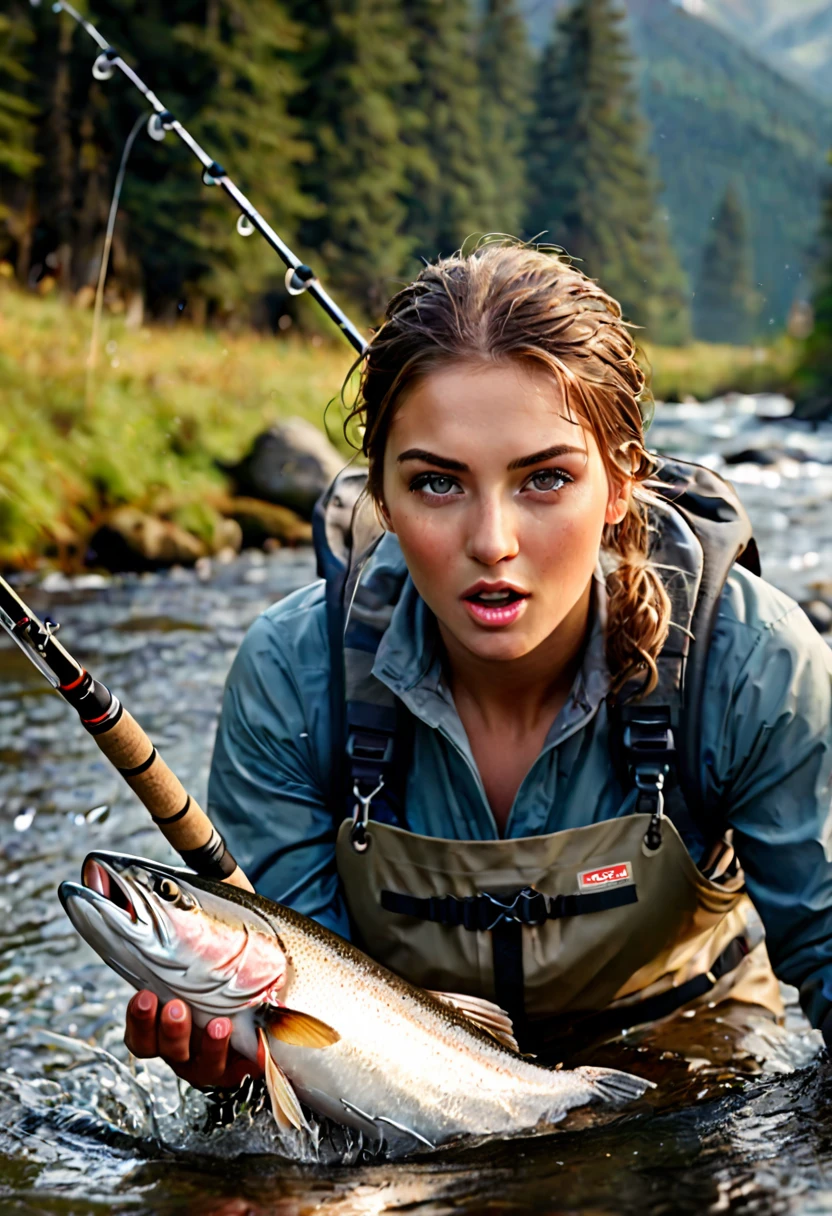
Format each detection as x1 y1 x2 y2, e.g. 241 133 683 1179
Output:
380 360 629 664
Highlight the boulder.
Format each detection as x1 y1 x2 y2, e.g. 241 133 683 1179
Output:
220 497 312 548
90 508 207 571
723 445 811 467
800 599 832 635
222 418 346 519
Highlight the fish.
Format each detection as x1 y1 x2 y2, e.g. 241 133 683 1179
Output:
59 850 652 1153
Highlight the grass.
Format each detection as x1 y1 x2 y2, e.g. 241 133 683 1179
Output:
643 337 799 404
0 284 800 569
0 285 358 569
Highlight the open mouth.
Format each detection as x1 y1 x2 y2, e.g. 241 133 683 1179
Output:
461 584 530 626
464 589 527 608
83 857 137 924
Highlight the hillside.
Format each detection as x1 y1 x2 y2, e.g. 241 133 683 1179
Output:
672 0 832 100
521 0 832 327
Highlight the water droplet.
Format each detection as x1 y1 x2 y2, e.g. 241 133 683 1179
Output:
13 808 35 832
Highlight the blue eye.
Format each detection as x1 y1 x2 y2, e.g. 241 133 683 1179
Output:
411 473 460 497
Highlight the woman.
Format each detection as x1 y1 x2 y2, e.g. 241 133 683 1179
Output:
124 242 832 1088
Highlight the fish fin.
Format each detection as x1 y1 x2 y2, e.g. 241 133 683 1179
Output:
263 1005 340 1048
573 1065 655 1107
259 1028 310 1131
427 989 519 1053
340 1099 436 1150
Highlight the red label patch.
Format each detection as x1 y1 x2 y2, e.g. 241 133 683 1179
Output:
577 862 633 892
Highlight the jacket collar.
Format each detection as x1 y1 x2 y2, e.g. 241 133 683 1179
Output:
371 542 611 743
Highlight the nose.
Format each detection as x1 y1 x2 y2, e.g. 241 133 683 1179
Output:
465 493 519 566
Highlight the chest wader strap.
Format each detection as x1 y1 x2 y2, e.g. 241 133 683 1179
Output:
381 885 639 1028
342 544 412 841
620 705 676 852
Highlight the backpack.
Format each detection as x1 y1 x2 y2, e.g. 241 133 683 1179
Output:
312 457 761 852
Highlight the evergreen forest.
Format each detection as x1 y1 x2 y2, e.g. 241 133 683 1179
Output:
1 0 830 351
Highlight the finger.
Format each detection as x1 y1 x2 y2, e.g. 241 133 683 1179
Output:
196 1018 232 1085
158 999 192 1064
125 990 159 1058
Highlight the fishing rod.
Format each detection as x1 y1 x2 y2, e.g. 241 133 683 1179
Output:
13 4 372 889
0 574 253 892
31 0 368 356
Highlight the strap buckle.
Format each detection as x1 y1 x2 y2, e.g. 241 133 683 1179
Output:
622 711 674 853
635 765 666 851
350 778 384 853
479 887 549 931
346 731 395 764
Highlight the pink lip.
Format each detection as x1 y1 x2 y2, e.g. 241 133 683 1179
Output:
460 580 530 628
462 595 529 628
461 579 529 599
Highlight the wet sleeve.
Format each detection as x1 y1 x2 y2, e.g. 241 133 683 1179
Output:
206 612 351 939
706 603 832 1032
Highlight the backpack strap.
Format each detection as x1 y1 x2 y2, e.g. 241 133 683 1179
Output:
342 542 411 846
312 468 367 808
613 494 703 852
612 457 757 852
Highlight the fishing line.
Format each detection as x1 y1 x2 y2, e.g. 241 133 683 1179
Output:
86 109 146 401
32 0 368 355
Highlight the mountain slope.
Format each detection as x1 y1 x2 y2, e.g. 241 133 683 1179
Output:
673 0 832 100
521 0 832 327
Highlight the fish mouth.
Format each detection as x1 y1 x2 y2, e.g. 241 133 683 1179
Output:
80 856 138 923
59 850 180 930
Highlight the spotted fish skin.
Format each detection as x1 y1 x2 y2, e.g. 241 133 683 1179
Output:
59 851 651 1151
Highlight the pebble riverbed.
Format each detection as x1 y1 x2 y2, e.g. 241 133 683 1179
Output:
1 396 832 1215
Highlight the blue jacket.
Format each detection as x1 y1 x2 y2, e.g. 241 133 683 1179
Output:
208 551 832 1031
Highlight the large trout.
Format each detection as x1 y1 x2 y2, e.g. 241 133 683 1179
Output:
59 851 651 1152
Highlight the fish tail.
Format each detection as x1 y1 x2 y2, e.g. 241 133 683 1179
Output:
571 1065 655 1107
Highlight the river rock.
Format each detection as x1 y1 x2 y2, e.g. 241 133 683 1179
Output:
801 600 832 634
724 447 788 464
90 507 207 571
223 418 346 519
220 497 312 548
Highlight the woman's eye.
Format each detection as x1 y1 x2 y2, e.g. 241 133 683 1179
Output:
528 469 571 493
411 473 460 497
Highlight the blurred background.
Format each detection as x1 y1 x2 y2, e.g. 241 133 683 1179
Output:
2 0 832 574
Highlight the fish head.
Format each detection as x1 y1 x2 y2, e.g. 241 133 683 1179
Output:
59 851 287 1022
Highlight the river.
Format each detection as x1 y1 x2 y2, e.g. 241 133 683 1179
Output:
1 396 832 1215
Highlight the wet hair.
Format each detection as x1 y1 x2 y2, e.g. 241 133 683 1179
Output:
345 239 671 696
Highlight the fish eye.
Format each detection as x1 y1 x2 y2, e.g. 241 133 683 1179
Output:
156 877 180 903
152 874 196 909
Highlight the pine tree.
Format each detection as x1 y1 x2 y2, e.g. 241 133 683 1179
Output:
795 172 832 419
402 0 492 259
525 0 690 343
177 0 310 317
0 9 40 271
476 0 533 240
0 13 39 213
287 0 418 324
694 183 759 345
1 0 308 316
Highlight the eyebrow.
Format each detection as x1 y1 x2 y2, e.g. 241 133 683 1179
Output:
396 444 585 472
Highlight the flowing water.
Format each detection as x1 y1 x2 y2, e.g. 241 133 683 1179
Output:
2 398 832 1215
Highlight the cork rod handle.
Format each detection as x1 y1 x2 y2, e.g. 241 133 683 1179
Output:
89 706 253 892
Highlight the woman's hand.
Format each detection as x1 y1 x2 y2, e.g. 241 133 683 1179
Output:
124 990 264 1089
